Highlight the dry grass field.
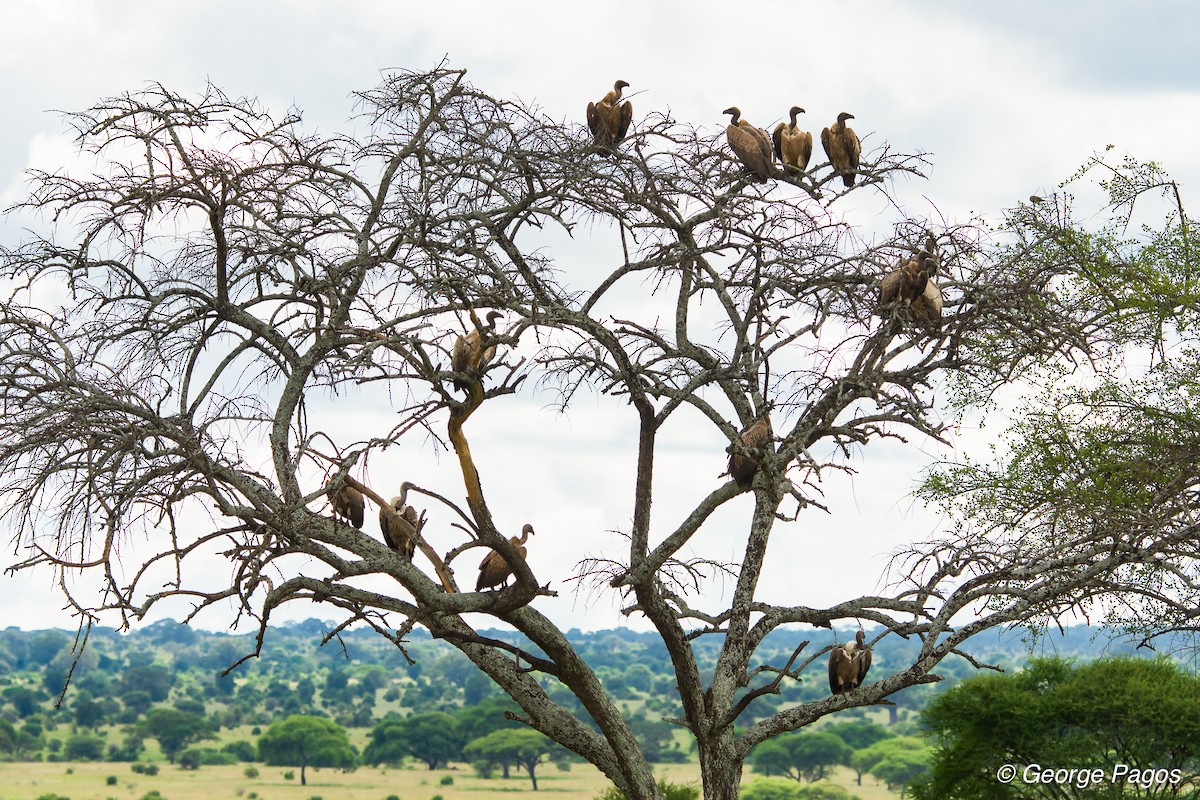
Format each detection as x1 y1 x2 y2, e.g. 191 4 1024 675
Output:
0 761 901 800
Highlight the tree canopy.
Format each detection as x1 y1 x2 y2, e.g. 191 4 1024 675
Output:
257 715 357 786
913 657 1200 799
1 65 1198 800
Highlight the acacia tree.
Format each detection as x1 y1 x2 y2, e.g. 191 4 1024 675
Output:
1 67 1196 800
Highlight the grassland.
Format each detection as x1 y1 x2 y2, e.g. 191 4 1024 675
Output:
0 760 901 800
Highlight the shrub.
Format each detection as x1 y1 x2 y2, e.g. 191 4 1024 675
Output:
439 776 453 786
130 764 160 776
106 777 118 786
141 792 166 800
595 780 699 800
244 767 260 779
283 771 295 781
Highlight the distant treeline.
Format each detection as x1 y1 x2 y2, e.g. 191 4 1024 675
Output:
0 619 1168 763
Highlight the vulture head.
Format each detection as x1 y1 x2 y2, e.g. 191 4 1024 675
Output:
722 106 743 124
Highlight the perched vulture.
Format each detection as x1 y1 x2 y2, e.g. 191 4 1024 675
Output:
723 107 774 182
910 276 944 330
820 112 862 187
828 630 873 694
379 481 421 561
587 79 634 151
452 310 503 392
476 523 535 592
772 106 813 173
879 250 935 311
727 417 771 490
326 480 365 529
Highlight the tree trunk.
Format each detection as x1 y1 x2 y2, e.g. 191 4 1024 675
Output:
301 761 307 786
525 761 538 791
697 736 743 800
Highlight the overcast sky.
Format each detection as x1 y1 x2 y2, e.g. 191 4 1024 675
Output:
2 1 1199 636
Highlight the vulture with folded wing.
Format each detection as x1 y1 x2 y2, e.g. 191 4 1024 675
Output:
476 523 535 592
772 105 813 173
724 107 774 182
820 112 861 187
587 79 633 152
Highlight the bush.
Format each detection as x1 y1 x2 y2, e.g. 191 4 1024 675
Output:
222 740 257 762
439 776 453 786
130 764 160 776
141 792 166 800
244 767 259 779
283 771 295 781
386 795 400 800
595 780 699 800
106 777 118 786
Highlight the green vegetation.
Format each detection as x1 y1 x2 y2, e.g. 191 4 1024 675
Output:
913 657 1200 799
257 715 358 786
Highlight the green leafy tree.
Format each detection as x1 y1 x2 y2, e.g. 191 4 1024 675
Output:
913 657 1200 799
741 778 802 800
849 737 925 786
138 706 216 764
788 733 852 783
257 715 358 786
363 711 462 770
455 697 523 747
751 741 793 778
824 721 891 752
73 695 107 729
464 728 557 790
65 733 105 760
4 686 44 718
118 666 173 703
870 749 929 797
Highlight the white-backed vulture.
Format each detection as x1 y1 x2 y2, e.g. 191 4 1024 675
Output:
587 80 633 152
452 310 503 392
727 417 771 490
910 276 944 330
879 250 934 311
379 481 420 561
475 523 535 592
772 106 813 173
723 107 774 182
828 630 873 694
820 112 861 187
326 480 364 529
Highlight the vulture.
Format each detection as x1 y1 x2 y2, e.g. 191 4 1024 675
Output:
910 275 944 330
326 480 364 529
379 481 421 561
879 249 935 311
772 106 813 173
828 630 873 694
723 107 774 182
820 112 862 187
475 523 535 592
451 310 503 392
727 417 771 490
587 79 634 151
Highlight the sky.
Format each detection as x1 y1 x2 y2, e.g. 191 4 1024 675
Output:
2 1 1200 637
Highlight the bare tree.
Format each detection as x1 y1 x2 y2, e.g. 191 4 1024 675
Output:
0 67 1192 800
